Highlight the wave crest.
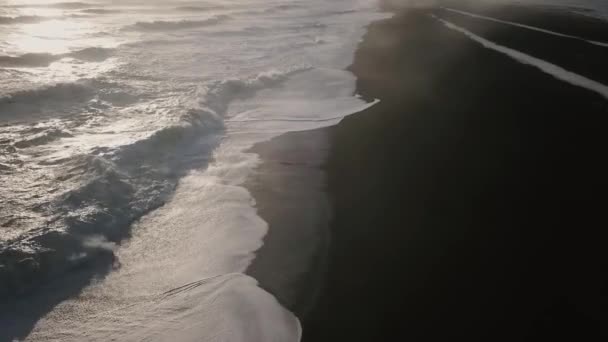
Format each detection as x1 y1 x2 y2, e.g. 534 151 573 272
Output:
0 47 114 68
13 128 73 149
0 53 57 67
80 8 121 14
1 82 95 107
0 67 304 298
125 15 231 31
174 5 226 12
0 15 47 25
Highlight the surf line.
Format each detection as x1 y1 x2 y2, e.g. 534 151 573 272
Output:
431 14 608 100
441 7 608 48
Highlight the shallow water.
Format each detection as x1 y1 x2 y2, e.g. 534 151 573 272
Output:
2 0 607 340
1 1 386 341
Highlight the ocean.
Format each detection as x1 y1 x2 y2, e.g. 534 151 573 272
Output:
1 1 386 341
1 0 607 341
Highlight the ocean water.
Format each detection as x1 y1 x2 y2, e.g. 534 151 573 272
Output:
2 0 607 341
0 0 387 341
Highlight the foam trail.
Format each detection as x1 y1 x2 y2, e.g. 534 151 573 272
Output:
227 99 380 123
442 7 608 47
432 15 608 100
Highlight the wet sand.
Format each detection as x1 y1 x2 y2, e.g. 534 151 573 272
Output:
245 129 331 319
247 2 608 341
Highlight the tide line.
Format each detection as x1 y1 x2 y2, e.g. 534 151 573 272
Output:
432 14 608 100
442 7 608 48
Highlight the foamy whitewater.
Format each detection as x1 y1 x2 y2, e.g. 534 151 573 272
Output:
0 0 388 340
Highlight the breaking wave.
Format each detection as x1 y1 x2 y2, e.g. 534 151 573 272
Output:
0 67 305 297
0 82 95 107
12 2 94 9
80 8 122 14
0 78 131 123
13 128 74 149
67 47 115 62
124 15 231 32
0 47 114 68
0 53 58 68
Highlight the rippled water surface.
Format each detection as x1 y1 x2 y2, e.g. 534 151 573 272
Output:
1 1 387 341
2 0 606 341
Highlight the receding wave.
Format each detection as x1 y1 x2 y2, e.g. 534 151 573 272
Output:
0 15 48 25
0 47 114 68
124 15 231 31
0 67 305 298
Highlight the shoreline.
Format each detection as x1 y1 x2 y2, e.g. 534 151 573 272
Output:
245 2 608 341
244 128 332 319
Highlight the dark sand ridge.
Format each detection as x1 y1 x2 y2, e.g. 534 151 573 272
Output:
245 3 608 341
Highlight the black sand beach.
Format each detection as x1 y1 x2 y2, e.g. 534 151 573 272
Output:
248 2 608 341
245 129 331 318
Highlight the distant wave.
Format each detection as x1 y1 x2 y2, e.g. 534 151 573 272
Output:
294 22 327 30
4 1 93 9
330 9 358 15
174 5 226 12
67 47 115 62
124 15 230 31
80 8 122 14
263 4 304 14
47 1 92 9
0 15 48 25
272 4 304 11
0 47 114 68
23 1 92 9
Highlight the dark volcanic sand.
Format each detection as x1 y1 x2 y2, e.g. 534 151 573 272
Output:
246 3 608 341
245 129 331 319
300 5 608 342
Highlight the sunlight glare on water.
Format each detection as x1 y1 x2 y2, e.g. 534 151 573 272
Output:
0 1 391 341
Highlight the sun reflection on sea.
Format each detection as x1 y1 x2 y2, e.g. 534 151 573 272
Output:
12 20 96 54
1 14 124 93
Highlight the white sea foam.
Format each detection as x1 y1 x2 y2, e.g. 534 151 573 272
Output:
124 15 231 32
0 1 389 341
